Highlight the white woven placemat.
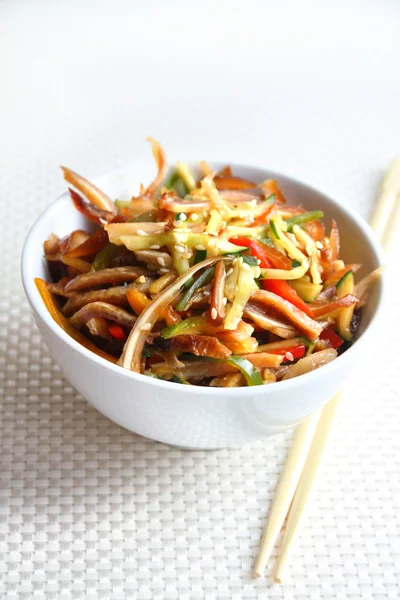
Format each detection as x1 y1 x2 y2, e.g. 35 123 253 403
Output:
1 1 400 598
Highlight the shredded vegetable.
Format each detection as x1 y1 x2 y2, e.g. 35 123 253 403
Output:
38 139 381 386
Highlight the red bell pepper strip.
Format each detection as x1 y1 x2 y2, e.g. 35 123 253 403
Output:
228 237 291 270
267 344 306 359
261 279 315 318
214 175 257 190
109 323 126 341
319 326 343 349
251 203 275 226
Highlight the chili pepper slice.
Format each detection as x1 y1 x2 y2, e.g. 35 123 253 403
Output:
109 324 126 341
319 326 344 349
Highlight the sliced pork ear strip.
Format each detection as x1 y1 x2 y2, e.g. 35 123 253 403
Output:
70 302 137 329
250 289 323 341
61 166 117 213
166 334 232 359
62 281 151 317
64 266 148 293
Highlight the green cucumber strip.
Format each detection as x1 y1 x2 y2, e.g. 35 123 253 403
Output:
269 220 280 239
220 244 249 255
285 210 324 231
175 265 216 311
91 243 123 271
242 255 259 266
165 171 189 196
114 199 130 210
259 237 274 247
336 270 354 289
183 249 206 290
144 370 160 379
194 248 207 263
160 316 205 339
171 374 191 385
226 356 263 386
291 260 301 268
165 171 179 190
306 342 315 356
130 210 155 222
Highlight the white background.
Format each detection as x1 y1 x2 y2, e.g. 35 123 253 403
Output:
1 1 399 598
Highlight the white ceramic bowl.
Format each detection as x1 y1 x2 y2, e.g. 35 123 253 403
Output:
21 163 385 449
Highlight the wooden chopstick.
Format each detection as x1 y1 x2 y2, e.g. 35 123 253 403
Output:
253 158 400 582
252 410 321 577
370 158 400 247
273 393 341 582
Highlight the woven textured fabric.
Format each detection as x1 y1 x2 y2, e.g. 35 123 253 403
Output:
1 1 400 598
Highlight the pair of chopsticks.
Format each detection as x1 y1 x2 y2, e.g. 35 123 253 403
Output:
253 158 400 583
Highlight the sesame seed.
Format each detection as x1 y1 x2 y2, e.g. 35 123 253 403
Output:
203 211 208 218
141 323 152 331
257 259 261 265
226 268 233 277
190 214 198 221
136 275 146 283
174 233 186 243
195 245 205 251
220 221 227 229
179 213 187 221
157 257 166 266
242 263 251 271
174 245 185 253
285 351 294 361
158 268 169 274
150 244 160 250
316 241 323 249
137 229 148 236
222 297 228 306
211 307 218 320
254 267 261 278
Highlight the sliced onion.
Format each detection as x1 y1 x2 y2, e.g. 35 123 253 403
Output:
119 258 222 372
354 266 384 307
105 221 168 242
86 317 111 339
282 349 337 380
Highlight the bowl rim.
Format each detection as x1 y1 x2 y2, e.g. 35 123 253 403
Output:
21 162 386 397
